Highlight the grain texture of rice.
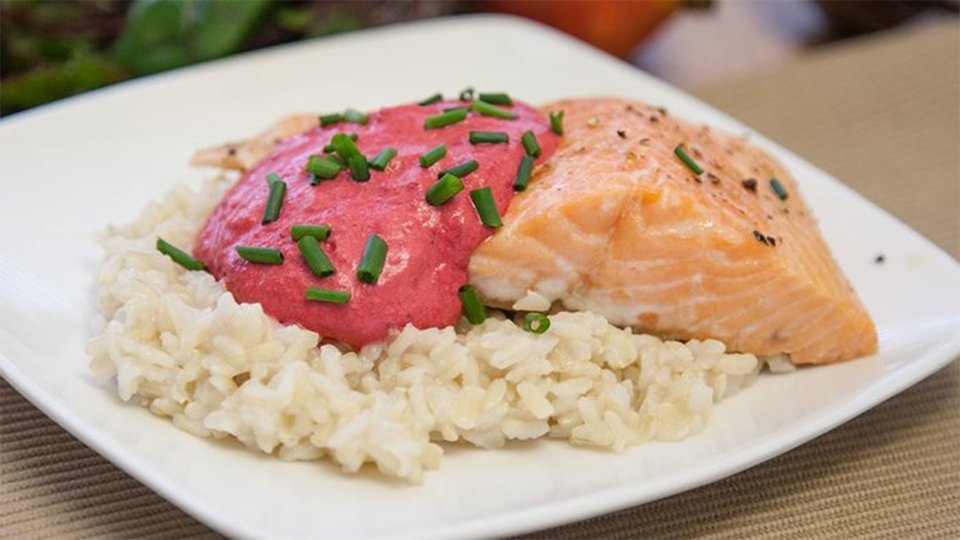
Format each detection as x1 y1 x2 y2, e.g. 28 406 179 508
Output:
87 177 762 482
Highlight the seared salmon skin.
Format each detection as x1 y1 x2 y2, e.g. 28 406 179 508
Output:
468 98 877 364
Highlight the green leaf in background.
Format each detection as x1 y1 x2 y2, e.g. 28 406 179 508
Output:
111 0 271 76
190 0 271 59
274 3 367 37
1 52 127 113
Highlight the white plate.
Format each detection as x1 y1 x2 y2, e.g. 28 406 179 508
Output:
1 15 958 540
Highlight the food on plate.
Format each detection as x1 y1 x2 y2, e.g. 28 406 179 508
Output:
87 91 876 481
192 99 559 348
470 98 877 364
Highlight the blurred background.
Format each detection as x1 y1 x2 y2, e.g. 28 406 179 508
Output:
2 0 958 116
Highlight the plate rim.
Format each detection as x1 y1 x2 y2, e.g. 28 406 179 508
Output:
4 341 958 540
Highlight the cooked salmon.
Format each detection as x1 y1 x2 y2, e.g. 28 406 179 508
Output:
192 114 317 171
468 98 877 364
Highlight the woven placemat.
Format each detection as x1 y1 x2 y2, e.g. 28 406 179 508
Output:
2 19 958 539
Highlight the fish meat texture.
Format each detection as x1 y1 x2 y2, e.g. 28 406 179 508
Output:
468 98 877 364
192 114 317 171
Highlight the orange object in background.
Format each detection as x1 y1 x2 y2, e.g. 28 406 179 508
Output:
478 0 684 58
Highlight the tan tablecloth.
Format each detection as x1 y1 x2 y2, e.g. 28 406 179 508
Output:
2 19 958 539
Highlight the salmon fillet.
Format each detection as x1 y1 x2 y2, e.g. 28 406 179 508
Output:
468 98 877 364
192 114 316 171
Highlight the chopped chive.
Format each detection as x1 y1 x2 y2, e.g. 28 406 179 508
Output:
305 155 341 180
674 145 703 175
459 87 475 101
419 93 443 106
549 111 564 135
522 312 550 334
305 287 351 304
331 133 362 161
469 187 502 228
265 172 281 184
327 154 346 168
298 236 335 277
322 133 358 153
368 147 397 171
156 238 205 271
471 101 518 120
442 106 470 114
477 92 512 106
319 113 342 127
357 233 387 284
348 154 370 182
513 155 534 191
458 284 486 324
770 177 789 201
419 144 447 168
438 159 478 179
426 173 464 206
343 108 369 125
290 224 331 241
425 108 468 129
521 130 541 157
236 246 283 265
469 131 509 144
261 179 287 224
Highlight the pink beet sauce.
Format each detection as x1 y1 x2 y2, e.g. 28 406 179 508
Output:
195 100 559 348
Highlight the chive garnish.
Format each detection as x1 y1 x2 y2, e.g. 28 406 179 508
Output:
419 144 447 168
261 179 286 224
549 110 564 135
770 177 789 201
331 133 362 161
305 155 341 180
459 87 475 101
419 93 443 106
477 92 512 106
674 145 703 175
442 106 470 114
348 154 370 182
357 233 387 284
458 284 486 324
438 159 478 179
319 113 342 127
236 246 284 265
469 187 502 228
298 236 335 277
521 130 541 157
323 132 359 153
266 172 280 184
522 312 550 334
343 108 369 125
513 155 534 191
471 101 518 120
368 147 397 171
156 238 205 271
425 108 468 129
327 154 346 168
469 131 509 144
305 287 351 304
425 173 464 206
290 224 331 241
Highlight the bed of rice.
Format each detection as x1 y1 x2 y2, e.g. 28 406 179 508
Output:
87 176 779 482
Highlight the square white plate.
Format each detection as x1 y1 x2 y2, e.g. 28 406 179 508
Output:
1 15 958 540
